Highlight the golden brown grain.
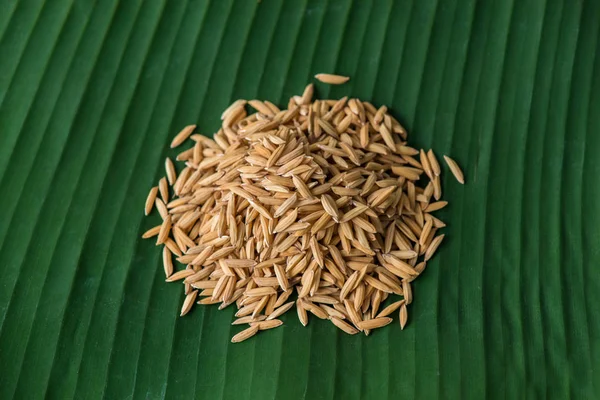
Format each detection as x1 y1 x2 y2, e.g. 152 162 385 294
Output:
165 157 176 185
339 203 369 223
425 234 445 261
433 175 442 200
376 300 405 318
357 317 393 330
266 301 294 320
320 194 340 221
424 201 448 213
273 193 297 218
304 301 328 319
232 315 267 325
344 300 363 329
231 325 259 343
301 83 314 104
391 166 422 181
443 155 465 184
419 218 433 247
252 319 283 330
155 198 169 220
315 73 350 85
162 246 173 278
221 99 246 120
399 303 408 330
180 290 198 316
248 100 274 116
170 124 196 148
331 317 359 334
142 225 161 239
159 177 169 203
245 287 277 297
273 264 289 291
390 250 418 259
420 149 433 179
145 186 158 216
292 175 313 199
427 149 441 176
297 301 309 326
166 269 195 282
156 215 172 245
402 280 412 305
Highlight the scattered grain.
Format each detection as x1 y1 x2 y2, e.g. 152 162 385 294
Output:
171 125 196 148
231 325 259 343
399 303 408 330
331 317 359 334
145 187 158 216
315 73 350 85
443 155 465 184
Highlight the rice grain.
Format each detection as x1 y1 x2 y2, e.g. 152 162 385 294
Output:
145 187 158 215
171 125 196 148
443 155 465 184
315 73 350 85
231 325 260 343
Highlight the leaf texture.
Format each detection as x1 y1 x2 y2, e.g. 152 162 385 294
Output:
0 0 599 399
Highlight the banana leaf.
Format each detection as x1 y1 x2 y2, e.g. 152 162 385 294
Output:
0 0 599 399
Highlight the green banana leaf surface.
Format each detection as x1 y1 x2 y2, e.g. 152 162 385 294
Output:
1 0 599 399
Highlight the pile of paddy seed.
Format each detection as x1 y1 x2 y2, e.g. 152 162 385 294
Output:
142 74 464 342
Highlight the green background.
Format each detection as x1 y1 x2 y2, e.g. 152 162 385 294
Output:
0 0 599 398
